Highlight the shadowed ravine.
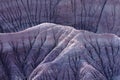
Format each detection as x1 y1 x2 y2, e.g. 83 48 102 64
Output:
0 23 120 80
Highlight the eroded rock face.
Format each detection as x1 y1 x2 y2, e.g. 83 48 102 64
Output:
0 0 120 36
0 23 120 80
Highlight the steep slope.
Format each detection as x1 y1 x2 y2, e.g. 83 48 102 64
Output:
0 0 120 36
0 23 120 80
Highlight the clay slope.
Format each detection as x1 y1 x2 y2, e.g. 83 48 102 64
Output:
1 0 120 36
0 23 120 80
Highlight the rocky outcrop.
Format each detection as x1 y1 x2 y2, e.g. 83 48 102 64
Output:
0 23 120 80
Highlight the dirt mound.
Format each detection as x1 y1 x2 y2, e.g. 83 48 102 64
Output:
0 23 119 80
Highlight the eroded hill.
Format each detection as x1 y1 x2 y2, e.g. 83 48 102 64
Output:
0 23 120 80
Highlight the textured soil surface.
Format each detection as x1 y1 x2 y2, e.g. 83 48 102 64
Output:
0 0 120 36
0 23 120 80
